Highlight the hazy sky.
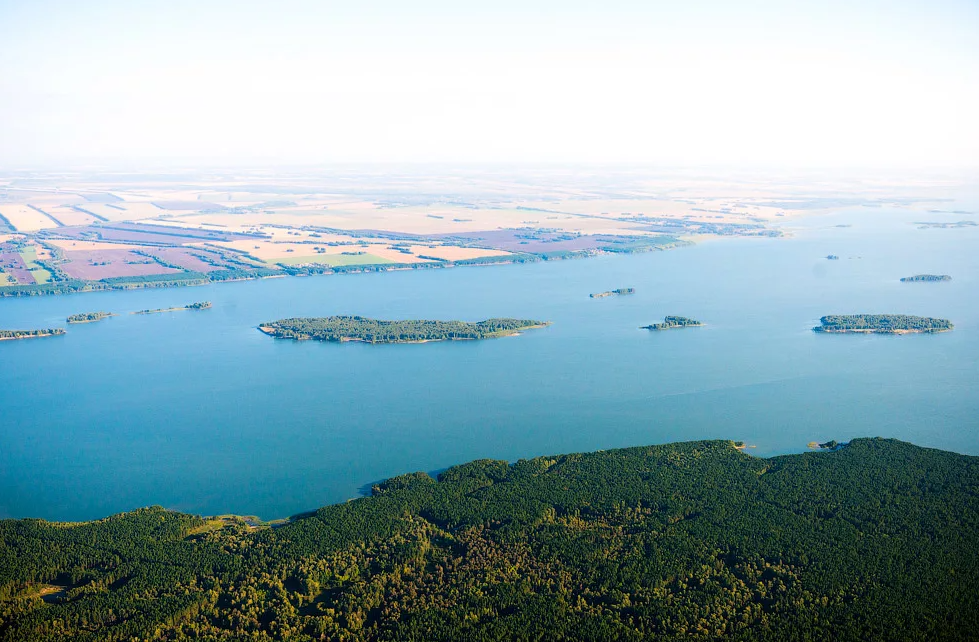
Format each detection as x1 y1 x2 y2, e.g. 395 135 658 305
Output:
0 0 976 168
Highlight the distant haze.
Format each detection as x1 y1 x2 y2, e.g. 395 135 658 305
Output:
1 0 977 169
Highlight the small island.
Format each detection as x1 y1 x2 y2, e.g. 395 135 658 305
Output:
813 314 953 334
0 328 66 341
133 301 212 315
259 316 549 344
900 274 952 282
808 440 844 450
66 311 114 324
642 316 704 331
590 287 635 298
826 255 840 260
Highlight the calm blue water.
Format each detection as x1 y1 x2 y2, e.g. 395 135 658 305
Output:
1 206 977 521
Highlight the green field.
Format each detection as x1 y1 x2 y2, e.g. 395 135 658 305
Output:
275 253 395 267
28 268 51 284
17 247 53 283
19 247 39 266
0 271 16 286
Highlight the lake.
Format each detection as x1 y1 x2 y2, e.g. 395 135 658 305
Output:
1 206 977 521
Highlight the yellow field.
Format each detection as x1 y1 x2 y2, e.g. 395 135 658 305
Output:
397 245 512 261
0 206 60 231
214 239 432 264
45 206 100 227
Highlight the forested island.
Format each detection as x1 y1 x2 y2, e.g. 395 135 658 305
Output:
590 287 635 298
900 274 952 282
66 311 113 324
259 316 549 344
133 301 212 315
0 328 66 341
813 314 953 334
1 438 978 641
642 316 704 330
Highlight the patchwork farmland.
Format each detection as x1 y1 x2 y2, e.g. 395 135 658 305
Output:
0 168 799 297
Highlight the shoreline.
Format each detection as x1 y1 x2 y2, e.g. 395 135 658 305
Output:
814 328 952 335
0 330 66 341
0 241 692 300
5 438 841 524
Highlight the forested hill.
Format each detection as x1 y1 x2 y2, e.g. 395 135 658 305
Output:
2 438 978 641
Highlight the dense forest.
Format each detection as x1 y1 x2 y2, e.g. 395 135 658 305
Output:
900 274 952 282
642 316 704 330
1 438 977 641
813 314 953 333
0 328 65 341
66 312 113 324
258 316 548 344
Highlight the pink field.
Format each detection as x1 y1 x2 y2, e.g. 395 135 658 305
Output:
142 247 227 272
61 249 181 280
0 250 34 284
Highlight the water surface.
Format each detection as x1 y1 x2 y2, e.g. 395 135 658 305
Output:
1 207 977 520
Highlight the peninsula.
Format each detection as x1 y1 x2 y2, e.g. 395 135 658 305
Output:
0 328 66 341
590 287 635 298
813 314 953 334
642 316 704 330
259 316 549 343
2 439 978 640
900 274 952 282
133 301 212 315
66 311 113 324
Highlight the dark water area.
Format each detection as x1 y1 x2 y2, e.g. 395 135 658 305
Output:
1 206 977 521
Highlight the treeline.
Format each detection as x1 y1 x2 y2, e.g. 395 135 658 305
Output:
66 312 112 324
642 315 703 330
0 328 65 340
901 274 952 282
0 268 281 298
814 314 953 333
259 316 548 344
1 438 977 640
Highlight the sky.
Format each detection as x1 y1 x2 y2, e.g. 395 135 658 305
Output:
0 0 976 168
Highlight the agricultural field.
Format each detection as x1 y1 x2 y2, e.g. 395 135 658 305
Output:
2 166 952 297
274 253 395 267
43 206 101 227
0 205 60 232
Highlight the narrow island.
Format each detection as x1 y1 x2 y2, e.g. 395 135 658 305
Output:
133 301 212 315
0 328 66 341
900 274 952 282
642 316 704 330
590 287 635 298
826 255 840 260
66 311 114 324
813 314 953 334
258 316 549 344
